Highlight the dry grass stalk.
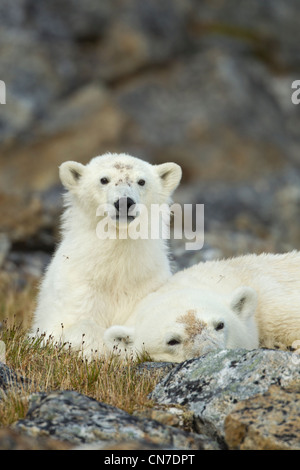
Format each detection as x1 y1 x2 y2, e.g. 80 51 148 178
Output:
0 275 160 427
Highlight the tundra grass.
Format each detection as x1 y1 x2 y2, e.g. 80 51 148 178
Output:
0 274 160 427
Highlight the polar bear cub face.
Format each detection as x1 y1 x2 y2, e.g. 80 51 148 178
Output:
104 286 259 362
59 152 182 228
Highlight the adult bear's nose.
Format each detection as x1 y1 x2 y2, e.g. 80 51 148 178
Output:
114 197 136 214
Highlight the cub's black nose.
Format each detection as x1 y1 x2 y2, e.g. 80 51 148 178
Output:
114 197 136 214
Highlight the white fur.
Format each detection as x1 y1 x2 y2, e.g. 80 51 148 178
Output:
104 252 300 362
30 153 181 357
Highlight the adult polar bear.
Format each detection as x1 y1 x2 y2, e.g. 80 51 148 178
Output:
30 153 181 356
104 252 300 362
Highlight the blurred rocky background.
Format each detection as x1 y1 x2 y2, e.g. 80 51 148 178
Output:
1 0 300 282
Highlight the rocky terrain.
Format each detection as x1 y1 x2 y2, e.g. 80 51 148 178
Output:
1 0 300 280
0 348 299 450
0 0 300 451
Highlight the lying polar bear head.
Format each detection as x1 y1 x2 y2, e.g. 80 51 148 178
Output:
104 286 259 363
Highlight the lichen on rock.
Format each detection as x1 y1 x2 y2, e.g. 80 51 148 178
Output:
151 349 300 444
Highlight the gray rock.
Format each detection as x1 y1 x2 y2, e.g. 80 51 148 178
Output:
0 362 29 395
150 349 300 445
135 361 176 376
1 0 300 262
189 0 300 71
0 427 72 450
224 385 300 450
14 390 219 449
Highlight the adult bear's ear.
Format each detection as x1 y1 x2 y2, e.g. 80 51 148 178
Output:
156 162 182 194
230 286 257 320
59 161 85 190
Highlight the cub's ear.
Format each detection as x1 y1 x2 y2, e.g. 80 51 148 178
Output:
230 286 257 320
156 162 182 194
103 325 135 349
59 161 85 190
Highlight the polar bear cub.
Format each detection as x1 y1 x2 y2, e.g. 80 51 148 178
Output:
104 286 259 362
30 152 181 357
104 252 300 362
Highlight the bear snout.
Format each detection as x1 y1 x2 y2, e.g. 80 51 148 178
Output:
114 197 136 217
191 331 225 357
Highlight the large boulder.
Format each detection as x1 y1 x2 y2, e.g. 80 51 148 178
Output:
150 349 300 446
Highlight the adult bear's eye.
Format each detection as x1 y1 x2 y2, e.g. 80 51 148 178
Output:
100 177 109 184
215 322 225 331
167 338 181 346
138 179 145 186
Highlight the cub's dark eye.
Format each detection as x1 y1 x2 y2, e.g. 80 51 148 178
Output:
138 179 145 186
215 322 225 331
100 177 109 185
167 338 181 346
